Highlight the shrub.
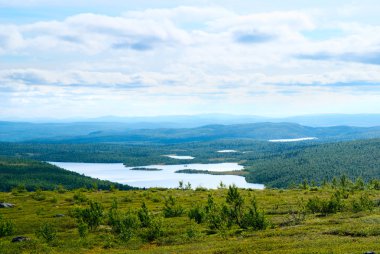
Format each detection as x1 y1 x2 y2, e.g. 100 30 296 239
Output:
77 220 88 238
73 191 88 203
369 179 380 190
352 193 374 213
188 204 206 224
241 197 268 230
144 216 163 242
31 188 46 201
36 223 57 243
306 196 322 214
225 185 244 227
203 194 226 230
72 200 104 231
117 211 140 242
138 202 151 227
320 191 344 215
55 184 67 194
163 196 184 218
0 218 14 237
12 184 27 195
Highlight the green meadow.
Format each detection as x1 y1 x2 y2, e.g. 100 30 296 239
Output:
1 183 379 254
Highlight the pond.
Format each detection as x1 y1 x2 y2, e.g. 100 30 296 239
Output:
50 162 264 190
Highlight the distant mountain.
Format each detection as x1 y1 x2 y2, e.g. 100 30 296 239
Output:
282 114 380 127
3 113 380 128
9 122 380 144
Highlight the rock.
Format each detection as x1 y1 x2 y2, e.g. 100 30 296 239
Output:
364 252 375 254
0 202 14 208
11 236 30 243
53 214 65 218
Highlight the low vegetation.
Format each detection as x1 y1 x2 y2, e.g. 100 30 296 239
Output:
0 180 379 253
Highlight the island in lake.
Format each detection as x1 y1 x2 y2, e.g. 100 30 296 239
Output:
129 167 162 171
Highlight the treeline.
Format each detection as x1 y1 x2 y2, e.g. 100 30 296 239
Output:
0 140 313 166
245 139 380 188
0 157 134 192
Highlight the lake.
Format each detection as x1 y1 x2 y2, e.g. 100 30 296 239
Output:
164 155 195 159
50 162 264 189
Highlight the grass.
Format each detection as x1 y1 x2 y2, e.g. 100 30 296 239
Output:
0 187 379 253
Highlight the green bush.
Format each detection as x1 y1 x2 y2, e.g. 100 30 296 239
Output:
163 196 184 218
241 197 268 230
77 220 88 238
116 211 140 242
31 188 46 201
306 196 322 214
73 191 88 203
320 191 345 215
138 202 151 227
36 223 57 243
0 218 14 237
188 204 206 224
71 200 104 231
225 185 244 227
144 216 163 242
352 193 374 212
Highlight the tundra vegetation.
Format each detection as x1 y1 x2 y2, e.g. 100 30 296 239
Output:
1 179 380 254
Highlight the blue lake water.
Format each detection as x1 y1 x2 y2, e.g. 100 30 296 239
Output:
50 162 264 189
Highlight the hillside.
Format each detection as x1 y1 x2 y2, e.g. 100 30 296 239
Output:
2 121 380 143
245 139 380 188
0 185 379 253
0 157 133 192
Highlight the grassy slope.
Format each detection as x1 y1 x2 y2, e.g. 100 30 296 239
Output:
0 187 379 253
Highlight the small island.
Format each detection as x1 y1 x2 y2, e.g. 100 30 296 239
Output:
175 169 247 176
129 167 162 171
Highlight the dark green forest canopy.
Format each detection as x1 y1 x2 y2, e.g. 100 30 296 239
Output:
245 138 380 188
0 157 133 192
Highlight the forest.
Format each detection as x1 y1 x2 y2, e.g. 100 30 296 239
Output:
1 138 380 188
0 157 133 192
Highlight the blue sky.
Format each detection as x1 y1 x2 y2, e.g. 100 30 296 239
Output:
1 0 380 118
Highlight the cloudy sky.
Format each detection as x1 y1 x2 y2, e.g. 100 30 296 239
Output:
1 0 380 119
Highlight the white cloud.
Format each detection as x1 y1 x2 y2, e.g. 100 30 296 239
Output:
1 4 380 117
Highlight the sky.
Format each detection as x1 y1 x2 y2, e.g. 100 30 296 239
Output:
1 0 380 119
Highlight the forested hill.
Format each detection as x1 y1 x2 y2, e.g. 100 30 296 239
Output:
0 157 133 192
2 122 380 143
245 138 380 188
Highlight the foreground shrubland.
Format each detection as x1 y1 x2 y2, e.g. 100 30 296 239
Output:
0 183 380 254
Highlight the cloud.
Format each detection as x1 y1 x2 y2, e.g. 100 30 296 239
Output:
297 51 380 65
1 4 380 117
234 31 275 44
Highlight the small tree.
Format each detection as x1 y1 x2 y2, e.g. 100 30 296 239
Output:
225 185 244 227
178 181 184 190
144 216 163 242
36 223 57 243
188 204 205 224
163 196 184 218
241 197 268 230
72 200 104 231
138 202 151 227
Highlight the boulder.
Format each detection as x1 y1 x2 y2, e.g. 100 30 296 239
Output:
11 236 30 243
53 214 65 218
0 202 14 208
